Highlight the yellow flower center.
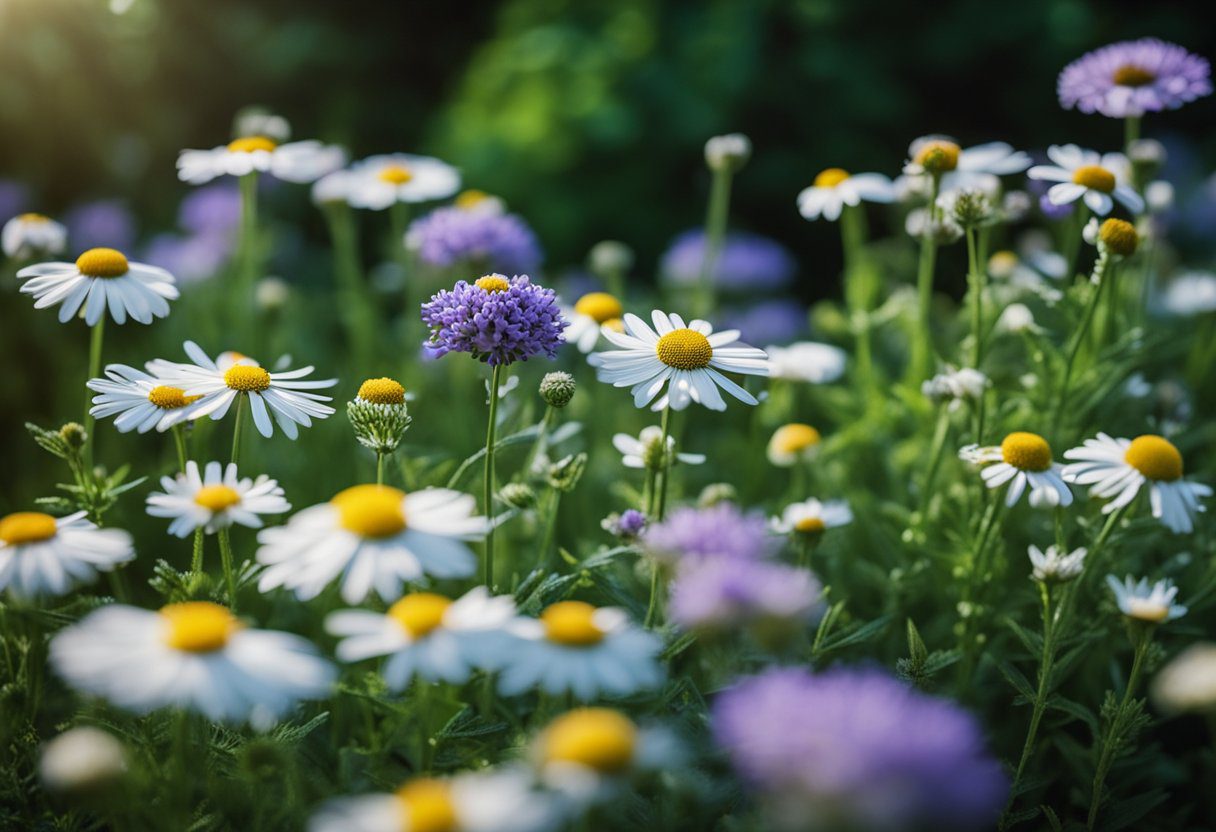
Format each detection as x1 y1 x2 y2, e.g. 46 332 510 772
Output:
455 189 491 210
0 512 58 546
331 484 407 539
1071 165 1116 193
603 318 625 333
772 423 821 455
474 275 510 293
358 377 406 405
75 248 130 278
574 292 624 323
542 709 638 773
18 212 50 223
194 484 241 512
656 328 713 370
395 779 457 832
378 164 414 185
914 140 960 173
161 602 238 653
227 136 278 154
794 516 826 534
541 601 605 646
1126 599 1170 622
1098 218 1139 257
388 593 452 639
1113 65 1156 87
147 385 201 410
224 365 271 392
1000 432 1054 472
1124 435 1183 482
813 168 851 188
988 250 1019 275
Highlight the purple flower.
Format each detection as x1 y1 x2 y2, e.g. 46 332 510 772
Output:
179 183 241 236
406 205 542 275
602 508 648 540
660 229 795 292
1058 39 1211 118
643 502 772 563
420 274 565 366
64 199 137 252
1038 192 1075 221
721 300 807 345
713 667 1007 831
669 556 822 631
142 231 234 285
0 180 29 219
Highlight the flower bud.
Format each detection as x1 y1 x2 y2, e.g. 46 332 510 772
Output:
1098 218 1139 258
697 483 738 508
39 727 127 794
546 453 588 493
256 277 290 312
499 482 537 510
347 377 411 454
588 240 634 277
602 508 647 540
704 133 751 173
941 188 995 229
539 371 576 409
59 422 87 450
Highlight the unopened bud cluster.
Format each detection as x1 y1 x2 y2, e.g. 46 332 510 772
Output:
347 377 411 454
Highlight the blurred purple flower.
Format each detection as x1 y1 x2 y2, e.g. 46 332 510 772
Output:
713 667 1008 831
1038 193 1075 221
406 205 542 275
420 274 565 366
660 229 795 292
64 199 137 252
0 180 30 220
179 183 241 236
721 299 807 345
643 502 772 563
142 231 234 285
669 556 822 631
1059 39 1211 118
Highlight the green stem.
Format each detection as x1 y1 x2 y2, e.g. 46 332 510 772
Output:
1051 254 1111 441
83 316 106 473
910 175 941 381
172 424 189 473
1088 629 1152 830
841 205 875 390
916 406 951 521
967 226 985 370
238 172 260 340
324 203 374 366
644 562 662 628
483 364 503 588
217 528 238 611
655 406 673 521
376 452 386 486
696 168 734 319
191 529 205 573
231 393 247 467
1006 581 1060 818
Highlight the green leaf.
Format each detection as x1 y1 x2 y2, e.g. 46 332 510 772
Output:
1004 617 1044 655
906 618 928 665
1101 789 1168 831
996 660 1036 700
445 425 545 488
1047 695 1097 732
814 614 892 657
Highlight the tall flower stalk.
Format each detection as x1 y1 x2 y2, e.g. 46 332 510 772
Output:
82 317 105 473
483 364 504 587
696 134 750 319
236 172 260 340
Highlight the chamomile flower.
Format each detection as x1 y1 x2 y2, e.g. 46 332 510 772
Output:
766 424 821 467
770 499 853 537
497 601 663 700
325 587 518 687
960 432 1074 508
903 137 1031 190
256 485 486 603
589 311 768 411
1027 545 1087 583
796 169 896 221
345 154 461 210
17 248 179 326
309 770 559 832
1158 271 1216 317
764 342 847 384
50 602 335 728
612 426 705 470
177 136 346 185
1106 575 1187 623
1028 145 1144 216
922 367 989 410
2 213 66 259
564 292 625 353
0 511 134 599
146 461 289 538
157 341 336 439
1062 433 1211 534
87 364 200 434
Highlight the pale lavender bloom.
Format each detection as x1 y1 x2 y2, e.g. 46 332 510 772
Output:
179 183 241 235
142 231 233 285
602 509 647 540
64 199 137 252
713 667 1007 831
660 229 795 292
1059 39 1211 118
721 300 807 345
1039 192 1075 221
669 556 822 631
643 502 772 563
406 205 542 275
0 180 29 219
420 274 565 366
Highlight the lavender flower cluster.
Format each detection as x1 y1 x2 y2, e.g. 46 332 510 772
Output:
420 274 566 366
406 205 542 275
1058 38 1212 118
659 228 795 292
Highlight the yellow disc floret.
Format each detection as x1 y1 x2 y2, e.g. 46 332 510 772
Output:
194 485 241 512
455 189 491 210
1098 219 1139 257
988 250 1019 278
161 602 238 653
227 136 277 154
0 512 58 546
1001 432 1054 472
814 168 851 188
574 292 624 323
224 365 272 392
388 593 452 639
794 516 826 534
1126 599 1171 623
1071 165 1116 193
148 385 201 410
1124 435 1183 482
541 601 605 647
542 708 638 774
475 275 510 293
357 377 406 405
1113 65 1156 87
395 779 458 832
18 212 50 223
771 423 821 456
914 140 961 173
378 164 414 185
656 329 713 370
75 248 130 278
603 318 625 333
331 484 407 539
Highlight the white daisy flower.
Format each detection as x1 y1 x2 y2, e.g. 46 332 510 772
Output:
770 499 853 536
1106 575 1187 623
177 136 346 185
1151 643 1216 714
256 484 487 604
564 292 625 353
612 426 705 469
764 341 847 384
1158 271 1216 317
589 310 768 412
344 153 461 210
766 423 822 467
311 169 357 206
156 341 336 440
960 432 1074 509
987 245 1067 303
146 461 289 538
497 601 663 700
325 587 518 687
38 726 128 793
996 303 1043 334
17 248 178 326
308 769 559 832
922 367 989 409
1027 544 1087 583
50 602 335 728
903 137 1031 190
1062 433 1211 534
2 213 66 259
0 511 134 599
86 364 202 434
1028 144 1144 216
796 168 896 221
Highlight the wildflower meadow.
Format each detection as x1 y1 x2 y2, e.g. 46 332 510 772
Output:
3 5 1216 831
